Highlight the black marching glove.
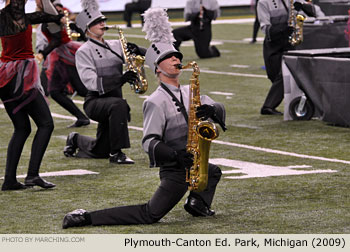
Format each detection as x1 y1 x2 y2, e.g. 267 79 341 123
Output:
187 12 201 22
69 23 87 41
175 149 194 169
196 104 216 120
268 23 293 42
203 8 215 20
286 26 294 37
127 42 144 56
294 2 303 11
121 70 138 85
54 13 64 25
69 22 78 31
294 2 316 17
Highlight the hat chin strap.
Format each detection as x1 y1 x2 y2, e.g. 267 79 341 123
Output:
157 65 182 79
87 28 102 40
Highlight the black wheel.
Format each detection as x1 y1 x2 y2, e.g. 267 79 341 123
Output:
289 96 314 120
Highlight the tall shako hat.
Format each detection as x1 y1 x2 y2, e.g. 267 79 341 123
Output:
76 0 107 33
142 8 183 73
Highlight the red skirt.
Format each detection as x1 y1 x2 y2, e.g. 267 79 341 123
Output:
0 58 43 113
44 41 82 93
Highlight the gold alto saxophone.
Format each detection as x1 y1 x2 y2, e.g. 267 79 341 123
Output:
179 61 219 192
63 10 80 40
288 0 305 46
105 25 148 94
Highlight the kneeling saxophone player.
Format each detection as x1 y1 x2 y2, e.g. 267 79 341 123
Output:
62 8 226 229
62 0 143 164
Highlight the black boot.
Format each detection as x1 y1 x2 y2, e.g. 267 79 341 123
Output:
109 151 134 164
68 118 90 128
184 196 215 217
62 209 91 229
63 132 78 157
24 176 56 189
1 181 27 191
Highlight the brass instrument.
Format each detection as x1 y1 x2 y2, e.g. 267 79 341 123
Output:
63 10 81 40
180 62 219 192
105 25 148 94
288 0 305 46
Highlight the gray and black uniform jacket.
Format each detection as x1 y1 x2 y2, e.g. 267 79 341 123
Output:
142 83 225 171
75 38 125 97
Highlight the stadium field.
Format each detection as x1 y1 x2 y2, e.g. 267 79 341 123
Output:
1 17 350 234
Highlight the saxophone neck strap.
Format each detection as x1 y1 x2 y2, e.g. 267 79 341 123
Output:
88 38 124 62
160 83 188 123
281 0 289 14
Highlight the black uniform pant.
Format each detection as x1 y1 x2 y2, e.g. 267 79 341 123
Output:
49 65 88 121
262 39 292 109
173 24 220 59
124 1 152 26
0 77 54 184
75 93 130 158
89 164 222 225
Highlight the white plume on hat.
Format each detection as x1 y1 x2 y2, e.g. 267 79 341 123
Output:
81 0 99 11
142 8 182 73
142 8 175 44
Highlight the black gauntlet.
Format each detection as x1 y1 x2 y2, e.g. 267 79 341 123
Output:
127 42 146 56
175 149 194 169
196 104 216 120
121 71 138 85
294 2 316 17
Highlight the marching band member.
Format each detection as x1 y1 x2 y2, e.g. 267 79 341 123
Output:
62 8 226 229
63 0 141 164
172 0 221 59
36 0 90 128
123 0 152 28
257 0 315 115
250 0 260 44
0 0 62 190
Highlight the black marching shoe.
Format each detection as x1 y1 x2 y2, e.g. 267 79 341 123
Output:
68 119 90 128
24 176 56 189
1 181 27 191
109 151 134 164
184 196 215 217
63 132 78 157
62 209 91 229
260 107 283 115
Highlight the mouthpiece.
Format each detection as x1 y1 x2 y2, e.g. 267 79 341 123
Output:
103 25 118 31
175 64 183 69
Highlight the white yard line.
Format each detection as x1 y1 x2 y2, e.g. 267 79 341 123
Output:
1 103 347 165
209 91 234 96
187 69 266 78
213 140 350 165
